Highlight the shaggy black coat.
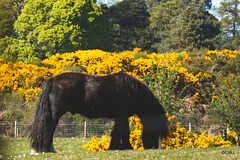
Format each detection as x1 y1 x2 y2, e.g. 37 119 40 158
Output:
29 72 169 152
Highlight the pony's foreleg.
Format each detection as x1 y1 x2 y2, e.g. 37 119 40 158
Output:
109 117 132 150
50 141 57 153
140 116 160 149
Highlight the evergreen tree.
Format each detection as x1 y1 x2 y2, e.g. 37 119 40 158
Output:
168 1 221 52
149 0 221 53
149 0 178 52
108 0 151 52
217 0 240 49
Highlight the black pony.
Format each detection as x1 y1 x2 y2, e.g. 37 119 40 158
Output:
29 72 169 153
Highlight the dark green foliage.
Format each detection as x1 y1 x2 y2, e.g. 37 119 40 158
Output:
210 74 240 135
217 0 240 38
0 0 26 62
216 0 240 50
0 36 19 62
149 0 221 53
143 64 184 114
1 92 25 121
221 54 240 76
107 0 151 51
0 0 25 38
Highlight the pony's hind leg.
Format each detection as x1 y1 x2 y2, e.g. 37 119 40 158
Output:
29 78 60 153
140 115 161 149
142 131 159 149
109 117 132 150
30 112 59 153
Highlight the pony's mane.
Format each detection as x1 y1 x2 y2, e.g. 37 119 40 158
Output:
112 72 169 137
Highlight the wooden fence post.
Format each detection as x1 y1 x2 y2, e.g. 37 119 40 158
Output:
84 121 87 138
189 123 191 132
14 121 17 138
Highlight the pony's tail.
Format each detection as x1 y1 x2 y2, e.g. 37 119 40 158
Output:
29 78 55 153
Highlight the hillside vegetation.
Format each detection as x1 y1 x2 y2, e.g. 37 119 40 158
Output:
0 48 240 139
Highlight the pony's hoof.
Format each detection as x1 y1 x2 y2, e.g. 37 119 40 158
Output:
30 148 39 155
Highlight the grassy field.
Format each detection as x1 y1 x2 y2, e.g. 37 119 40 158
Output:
0 137 239 160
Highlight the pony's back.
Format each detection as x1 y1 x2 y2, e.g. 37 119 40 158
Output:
29 72 169 152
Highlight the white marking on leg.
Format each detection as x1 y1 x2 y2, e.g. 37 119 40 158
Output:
30 148 39 155
158 133 162 149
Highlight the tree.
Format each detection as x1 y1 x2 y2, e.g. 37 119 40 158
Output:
217 0 240 49
0 36 20 62
107 0 151 52
0 0 25 38
14 0 112 62
149 0 178 52
168 1 221 52
149 0 221 53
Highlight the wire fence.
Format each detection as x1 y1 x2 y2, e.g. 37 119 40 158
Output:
0 121 226 138
0 121 114 138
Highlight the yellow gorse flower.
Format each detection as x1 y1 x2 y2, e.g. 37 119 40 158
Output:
82 135 111 152
83 114 234 151
1 49 239 151
2 48 224 101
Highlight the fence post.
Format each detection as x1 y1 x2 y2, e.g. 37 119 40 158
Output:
84 121 87 138
208 125 211 135
14 121 17 138
189 123 191 132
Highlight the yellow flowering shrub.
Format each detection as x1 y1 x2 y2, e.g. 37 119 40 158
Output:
82 115 144 151
163 114 233 149
2 48 238 102
227 130 239 145
18 49 215 103
129 115 144 150
191 92 201 104
41 48 197 82
1 48 239 149
83 114 234 151
206 49 239 61
82 136 111 152
0 60 57 100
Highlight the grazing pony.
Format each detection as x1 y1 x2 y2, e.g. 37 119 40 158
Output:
29 72 169 153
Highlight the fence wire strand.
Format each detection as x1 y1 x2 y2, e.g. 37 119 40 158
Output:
0 121 225 138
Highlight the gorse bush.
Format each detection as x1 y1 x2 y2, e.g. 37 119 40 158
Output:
0 48 239 146
1 48 226 102
82 114 233 151
210 74 240 136
143 64 183 113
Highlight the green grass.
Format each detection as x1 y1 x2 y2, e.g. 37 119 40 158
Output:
0 137 239 160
